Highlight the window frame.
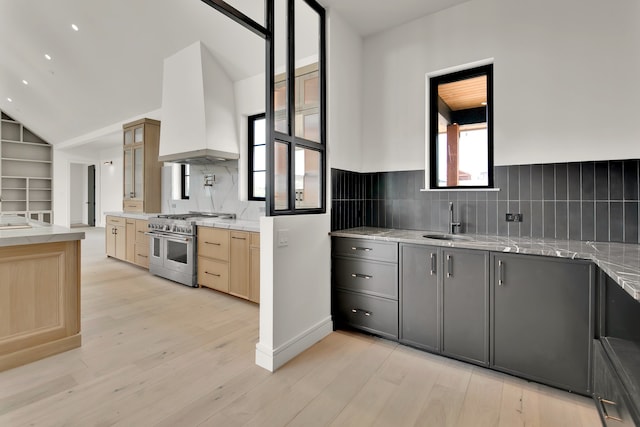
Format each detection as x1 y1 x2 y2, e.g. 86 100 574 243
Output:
428 62 494 190
180 164 190 200
248 113 266 201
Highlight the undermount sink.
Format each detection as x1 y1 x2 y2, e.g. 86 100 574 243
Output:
422 233 473 242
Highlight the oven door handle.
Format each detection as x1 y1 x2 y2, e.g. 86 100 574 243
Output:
145 231 192 243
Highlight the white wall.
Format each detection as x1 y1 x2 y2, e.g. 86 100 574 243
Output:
256 214 332 371
326 9 364 173
361 0 640 172
53 149 98 227
99 146 123 226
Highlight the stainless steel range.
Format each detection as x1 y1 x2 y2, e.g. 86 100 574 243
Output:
146 212 236 287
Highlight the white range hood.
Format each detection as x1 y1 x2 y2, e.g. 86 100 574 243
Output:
158 41 239 164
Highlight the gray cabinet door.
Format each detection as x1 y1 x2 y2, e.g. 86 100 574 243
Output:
491 253 594 394
400 244 439 352
442 248 489 365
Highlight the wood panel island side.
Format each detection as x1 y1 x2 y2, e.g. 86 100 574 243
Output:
0 216 84 372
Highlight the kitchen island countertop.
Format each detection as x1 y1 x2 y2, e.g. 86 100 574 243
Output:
331 227 640 302
0 215 85 247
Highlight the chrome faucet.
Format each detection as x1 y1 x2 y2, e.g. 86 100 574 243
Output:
449 202 461 234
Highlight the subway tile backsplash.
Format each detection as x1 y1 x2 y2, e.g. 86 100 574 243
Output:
331 159 640 244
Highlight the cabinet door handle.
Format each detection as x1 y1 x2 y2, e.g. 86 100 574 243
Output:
351 308 371 316
498 260 504 286
351 273 372 280
232 236 247 240
430 253 436 275
351 247 372 252
204 241 221 246
137 254 148 258
205 271 221 277
447 254 452 278
599 398 622 422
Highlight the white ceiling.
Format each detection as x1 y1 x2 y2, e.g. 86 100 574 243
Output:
0 0 468 152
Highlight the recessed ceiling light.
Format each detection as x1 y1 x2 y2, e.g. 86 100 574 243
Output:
22 79 29 85
7 98 12 102
45 54 52 60
71 24 79 31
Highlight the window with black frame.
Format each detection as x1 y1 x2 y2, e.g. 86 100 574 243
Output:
249 113 266 200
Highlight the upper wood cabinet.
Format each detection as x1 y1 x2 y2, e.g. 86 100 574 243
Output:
122 118 161 213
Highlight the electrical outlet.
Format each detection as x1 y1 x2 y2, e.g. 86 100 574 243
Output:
505 213 523 222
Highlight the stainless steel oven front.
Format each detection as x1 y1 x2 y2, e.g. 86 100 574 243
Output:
147 231 197 287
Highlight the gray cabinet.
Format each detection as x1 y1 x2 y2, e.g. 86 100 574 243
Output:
400 244 440 352
491 253 594 394
442 248 489 365
332 238 398 339
399 245 489 364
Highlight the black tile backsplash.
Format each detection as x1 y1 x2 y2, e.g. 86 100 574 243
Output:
330 159 640 244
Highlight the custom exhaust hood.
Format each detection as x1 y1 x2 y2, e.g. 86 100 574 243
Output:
158 41 239 164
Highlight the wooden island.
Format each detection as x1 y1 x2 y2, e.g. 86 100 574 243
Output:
0 215 84 372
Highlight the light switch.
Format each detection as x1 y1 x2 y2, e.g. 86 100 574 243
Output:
278 229 289 247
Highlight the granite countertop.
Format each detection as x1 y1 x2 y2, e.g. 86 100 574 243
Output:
194 218 260 233
0 215 85 247
331 227 640 302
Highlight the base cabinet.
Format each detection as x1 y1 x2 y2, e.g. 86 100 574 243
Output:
332 238 398 339
442 248 489 365
399 244 488 365
491 253 594 394
105 216 126 260
198 227 260 303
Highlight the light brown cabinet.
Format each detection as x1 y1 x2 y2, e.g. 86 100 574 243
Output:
105 215 126 260
198 227 230 293
105 215 149 269
249 232 260 303
134 219 149 268
0 240 81 372
122 118 161 213
197 227 259 303
230 231 250 299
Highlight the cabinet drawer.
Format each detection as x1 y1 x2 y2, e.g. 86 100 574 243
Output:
198 257 229 293
134 242 149 268
593 340 637 426
333 257 398 299
135 220 149 243
106 215 125 226
198 227 229 261
334 290 398 339
333 238 397 262
123 200 143 213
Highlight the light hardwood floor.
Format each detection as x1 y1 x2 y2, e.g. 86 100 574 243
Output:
0 227 601 426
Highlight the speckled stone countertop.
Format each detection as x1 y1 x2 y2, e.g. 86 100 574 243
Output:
331 227 640 302
0 215 85 247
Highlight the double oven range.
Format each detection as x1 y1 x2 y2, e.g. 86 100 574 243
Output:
146 212 235 287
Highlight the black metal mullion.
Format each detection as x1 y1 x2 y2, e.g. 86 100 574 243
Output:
287 0 297 212
200 0 268 39
266 0 275 215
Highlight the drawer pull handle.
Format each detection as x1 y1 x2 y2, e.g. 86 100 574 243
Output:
351 247 372 252
137 254 148 258
351 273 372 280
498 260 504 286
599 398 623 422
232 236 247 240
205 242 222 246
351 308 372 316
205 271 221 277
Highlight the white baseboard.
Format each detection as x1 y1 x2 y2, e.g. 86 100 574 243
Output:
255 316 333 372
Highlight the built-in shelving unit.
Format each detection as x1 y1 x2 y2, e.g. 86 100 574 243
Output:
0 111 53 223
